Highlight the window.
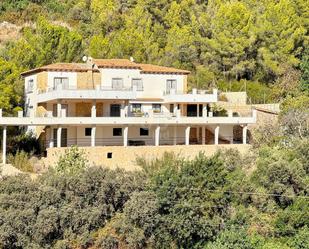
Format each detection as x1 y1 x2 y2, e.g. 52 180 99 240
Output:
85 128 92 136
27 79 34 93
113 128 122 136
132 78 143 91
107 152 113 159
166 79 177 93
132 104 142 113
152 104 161 113
140 128 149 136
54 77 69 89
112 78 123 89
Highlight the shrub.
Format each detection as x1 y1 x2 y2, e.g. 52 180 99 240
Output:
7 150 34 172
55 146 88 175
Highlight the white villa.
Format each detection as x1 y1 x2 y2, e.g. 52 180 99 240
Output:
0 58 257 167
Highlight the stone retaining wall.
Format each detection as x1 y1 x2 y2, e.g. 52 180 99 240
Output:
45 144 251 171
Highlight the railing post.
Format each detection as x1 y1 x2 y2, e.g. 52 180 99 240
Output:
57 127 62 148
185 126 190 145
123 126 128 147
155 126 160 146
214 125 219 145
49 127 54 148
243 125 248 145
91 126 96 147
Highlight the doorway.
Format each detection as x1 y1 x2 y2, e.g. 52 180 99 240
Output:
187 104 197 117
110 104 121 117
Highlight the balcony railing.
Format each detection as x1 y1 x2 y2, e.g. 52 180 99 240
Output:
38 84 134 94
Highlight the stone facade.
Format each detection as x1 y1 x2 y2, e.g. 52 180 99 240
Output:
77 71 101 89
44 144 251 171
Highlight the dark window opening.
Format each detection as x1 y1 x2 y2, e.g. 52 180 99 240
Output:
113 128 122 136
85 128 91 136
140 128 149 136
107 152 112 159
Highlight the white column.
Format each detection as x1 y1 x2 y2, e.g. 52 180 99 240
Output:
243 125 248 144
49 127 54 148
202 104 207 118
57 100 62 117
173 126 177 145
185 126 190 145
91 126 96 147
123 126 128 147
2 126 7 165
202 126 206 145
91 100 96 118
214 125 219 145
155 126 160 146
57 127 62 148
173 103 177 115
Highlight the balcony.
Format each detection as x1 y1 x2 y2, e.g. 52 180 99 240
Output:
37 84 137 102
0 108 257 126
163 88 218 103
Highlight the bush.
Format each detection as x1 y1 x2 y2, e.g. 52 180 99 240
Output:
7 150 34 172
55 146 88 175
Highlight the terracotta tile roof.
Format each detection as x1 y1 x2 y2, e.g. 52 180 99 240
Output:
93 59 190 74
92 59 140 69
21 59 190 76
21 63 98 76
138 63 190 74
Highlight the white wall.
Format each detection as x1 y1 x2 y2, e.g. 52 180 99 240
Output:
100 68 185 98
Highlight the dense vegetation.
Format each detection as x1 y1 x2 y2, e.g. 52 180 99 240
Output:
0 107 308 248
0 0 308 248
0 0 308 114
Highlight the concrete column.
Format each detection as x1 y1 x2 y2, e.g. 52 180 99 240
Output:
91 100 96 118
242 125 248 144
57 127 62 148
2 126 7 165
57 100 62 117
214 125 219 145
49 127 54 148
123 126 128 147
155 126 160 146
173 126 177 145
185 126 190 145
173 103 177 115
202 126 206 145
202 104 207 118
91 126 96 147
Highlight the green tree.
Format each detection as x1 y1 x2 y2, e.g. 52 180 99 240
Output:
300 47 309 92
55 146 88 175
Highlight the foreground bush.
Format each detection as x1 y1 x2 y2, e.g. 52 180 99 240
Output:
0 167 146 248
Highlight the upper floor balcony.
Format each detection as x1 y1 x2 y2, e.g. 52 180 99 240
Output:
163 88 218 103
36 84 137 102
